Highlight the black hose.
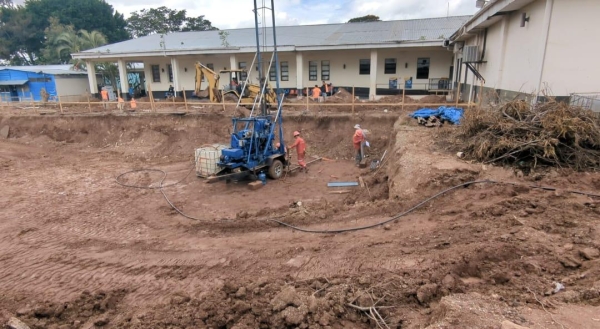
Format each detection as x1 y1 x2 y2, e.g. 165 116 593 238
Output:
116 168 600 233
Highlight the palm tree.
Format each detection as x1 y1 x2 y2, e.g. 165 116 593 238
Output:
55 29 107 70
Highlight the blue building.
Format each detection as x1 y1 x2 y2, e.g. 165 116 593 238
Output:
0 65 89 102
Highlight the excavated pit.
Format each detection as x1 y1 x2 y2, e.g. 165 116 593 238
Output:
0 112 599 329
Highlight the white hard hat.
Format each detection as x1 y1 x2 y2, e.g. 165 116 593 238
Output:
354 124 361 129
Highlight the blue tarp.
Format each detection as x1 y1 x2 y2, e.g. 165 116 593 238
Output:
410 106 464 125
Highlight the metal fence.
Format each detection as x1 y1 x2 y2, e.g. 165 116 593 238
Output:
570 92 600 112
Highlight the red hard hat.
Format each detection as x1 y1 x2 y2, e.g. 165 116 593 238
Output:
293 131 300 136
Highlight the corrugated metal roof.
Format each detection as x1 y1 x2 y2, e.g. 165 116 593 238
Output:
0 65 87 75
0 80 28 85
80 16 470 55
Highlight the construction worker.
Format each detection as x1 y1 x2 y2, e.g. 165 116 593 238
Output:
321 81 330 98
117 96 124 111
100 88 109 109
289 131 308 173
311 85 321 101
353 124 365 166
130 98 137 110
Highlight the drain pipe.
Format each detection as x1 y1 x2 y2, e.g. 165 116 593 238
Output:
534 0 554 104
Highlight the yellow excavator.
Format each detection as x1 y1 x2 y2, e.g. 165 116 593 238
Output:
193 62 277 108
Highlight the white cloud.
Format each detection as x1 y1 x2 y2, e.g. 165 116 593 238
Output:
12 0 479 29
104 0 478 29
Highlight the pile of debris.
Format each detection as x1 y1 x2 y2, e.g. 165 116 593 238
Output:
456 100 600 171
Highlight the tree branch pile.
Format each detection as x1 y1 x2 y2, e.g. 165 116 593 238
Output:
455 100 600 171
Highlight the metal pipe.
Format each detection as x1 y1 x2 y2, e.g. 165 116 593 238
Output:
253 0 264 115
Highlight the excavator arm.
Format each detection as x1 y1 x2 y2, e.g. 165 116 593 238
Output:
194 62 222 102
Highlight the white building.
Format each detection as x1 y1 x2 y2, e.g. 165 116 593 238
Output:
450 0 600 105
72 16 469 99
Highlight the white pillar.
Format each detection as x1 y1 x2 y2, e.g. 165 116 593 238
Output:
295 52 303 90
170 57 180 96
117 59 129 97
229 55 237 72
369 50 378 100
86 61 98 95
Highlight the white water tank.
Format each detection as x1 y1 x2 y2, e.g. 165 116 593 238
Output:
195 144 228 177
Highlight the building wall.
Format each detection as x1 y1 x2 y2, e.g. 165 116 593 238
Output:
140 47 455 95
457 0 598 100
542 0 600 95
54 76 91 98
0 69 59 101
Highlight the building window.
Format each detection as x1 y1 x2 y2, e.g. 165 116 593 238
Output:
269 65 277 81
151 65 160 82
308 61 318 81
359 59 370 75
417 58 430 79
281 61 289 81
28 77 51 82
168 64 173 82
384 58 397 74
321 60 330 81
238 62 247 81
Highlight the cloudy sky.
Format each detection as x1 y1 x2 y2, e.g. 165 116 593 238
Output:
14 0 480 29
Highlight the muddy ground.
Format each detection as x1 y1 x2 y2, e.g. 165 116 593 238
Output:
0 111 599 329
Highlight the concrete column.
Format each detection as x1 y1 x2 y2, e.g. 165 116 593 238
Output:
369 50 378 100
117 59 129 98
86 61 98 96
229 55 237 72
170 57 180 97
295 52 303 91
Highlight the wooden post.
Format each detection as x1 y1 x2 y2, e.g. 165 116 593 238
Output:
182 88 188 112
352 86 355 117
87 95 92 112
221 90 226 112
401 87 405 111
455 81 461 108
57 94 63 113
148 85 155 112
306 87 309 110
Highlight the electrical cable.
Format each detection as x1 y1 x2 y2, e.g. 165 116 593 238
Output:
116 167 600 233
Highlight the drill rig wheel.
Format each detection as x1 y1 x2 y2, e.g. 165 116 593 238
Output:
268 159 283 179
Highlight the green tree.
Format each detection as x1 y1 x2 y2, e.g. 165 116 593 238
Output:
54 29 107 69
0 5 39 64
24 0 128 55
347 15 381 23
182 15 218 32
126 6 217 38
40 17 75 64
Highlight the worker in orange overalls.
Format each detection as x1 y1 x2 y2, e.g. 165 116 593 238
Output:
100 88 109 109
353 124 365 166
130 98 137 110
289 130 308 173
311 85 321 102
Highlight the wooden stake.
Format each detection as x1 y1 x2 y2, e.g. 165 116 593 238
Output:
221 90 226 112
306 87 309 110
87 95 91 112
182 88 188 112
57 94 63 113
148 85 155 112
352 86 355 117
401 87 405 111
